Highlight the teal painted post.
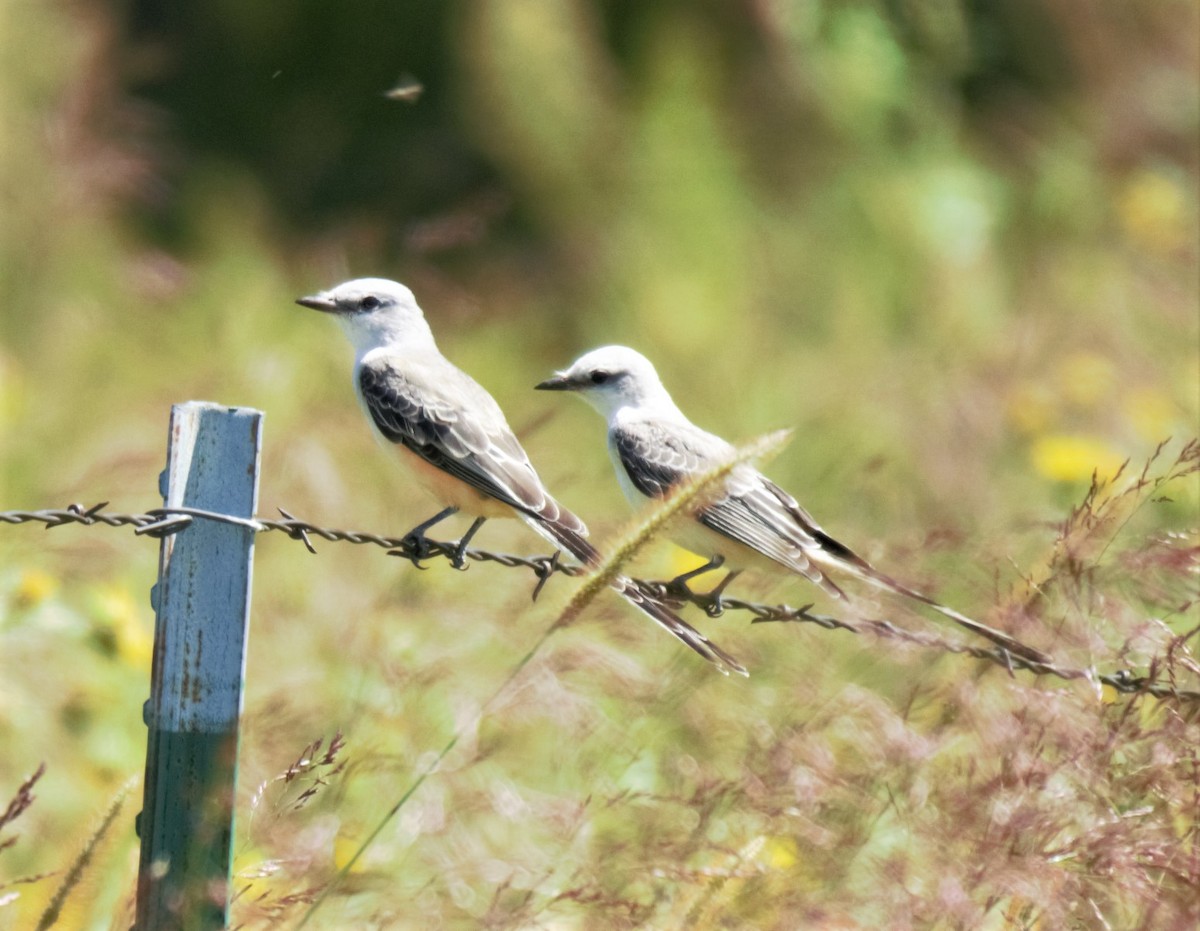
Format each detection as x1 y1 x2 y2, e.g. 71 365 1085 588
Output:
135 403 263 930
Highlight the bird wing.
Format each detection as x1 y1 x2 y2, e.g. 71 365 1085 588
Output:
610 418 730 499
612 419 849 590
359 357 587 536
752 478 873 568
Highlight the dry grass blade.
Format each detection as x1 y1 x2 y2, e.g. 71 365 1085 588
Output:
0 764 45 850
35 777 135 931
1021 438 1200 607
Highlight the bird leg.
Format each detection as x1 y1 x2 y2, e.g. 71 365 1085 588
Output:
664 555 726 602
451 517 487 570
398 506 458 569
701 570 742 618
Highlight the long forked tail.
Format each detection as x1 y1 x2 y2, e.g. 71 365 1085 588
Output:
886 578 1050 664
809 536 1050 664
529 511 748 677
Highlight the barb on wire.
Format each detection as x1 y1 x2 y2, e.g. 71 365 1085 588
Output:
4 502 1198 702
275 508 316 555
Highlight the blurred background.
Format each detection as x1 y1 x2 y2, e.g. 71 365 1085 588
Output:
1 1 1197 927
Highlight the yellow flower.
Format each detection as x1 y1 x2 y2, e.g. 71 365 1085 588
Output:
333 832 366 873
1031 435 1125 483
761 835 800 870
14 568 58 607
1117 169 1189 255
88 583 153 669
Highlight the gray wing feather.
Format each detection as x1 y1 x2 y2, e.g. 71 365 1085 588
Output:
613 420 855 585
612 420 729 498
359 359 587 536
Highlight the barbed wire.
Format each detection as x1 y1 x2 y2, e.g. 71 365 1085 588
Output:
4 502 1198 702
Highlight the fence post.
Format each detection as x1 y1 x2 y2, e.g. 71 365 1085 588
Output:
135 402 263 930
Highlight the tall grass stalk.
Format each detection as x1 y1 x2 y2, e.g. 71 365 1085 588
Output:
35 777 135 931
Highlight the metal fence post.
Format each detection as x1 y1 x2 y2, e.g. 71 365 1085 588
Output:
135 403 263 930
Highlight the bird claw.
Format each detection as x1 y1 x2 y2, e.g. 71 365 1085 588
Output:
662 578 695 605
387 506 460 570
699 570 742 618
450 517 486 571
663 555 725 603
390 529 436 569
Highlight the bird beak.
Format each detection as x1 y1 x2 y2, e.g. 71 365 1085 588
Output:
295 293 339 313
535 373 574 391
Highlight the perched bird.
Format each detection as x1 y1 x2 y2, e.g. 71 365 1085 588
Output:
296 279 746 675
536 345 1049 664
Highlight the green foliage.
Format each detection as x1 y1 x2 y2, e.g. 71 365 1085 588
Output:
1 0 1197 927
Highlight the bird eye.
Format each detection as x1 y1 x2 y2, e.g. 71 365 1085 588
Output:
589 370 610 384
359 295 381 311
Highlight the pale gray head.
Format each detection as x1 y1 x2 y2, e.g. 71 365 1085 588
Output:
296 277 435 357
536 345 681 421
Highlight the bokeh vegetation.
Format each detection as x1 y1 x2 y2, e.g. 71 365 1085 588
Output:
1 0 1197 927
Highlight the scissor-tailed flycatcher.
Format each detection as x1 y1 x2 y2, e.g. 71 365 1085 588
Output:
537 345 1049 664
296 279 746 676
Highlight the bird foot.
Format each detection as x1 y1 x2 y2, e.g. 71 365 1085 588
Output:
698 570 742 618
663 556 726 604
389 506 460 569
393 529 436 569
450 517 487 571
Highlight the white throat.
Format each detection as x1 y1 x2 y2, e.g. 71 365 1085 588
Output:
337 310 438 365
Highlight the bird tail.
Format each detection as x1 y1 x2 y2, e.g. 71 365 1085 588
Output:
764 478 1047 662
524 505 603 569
525 507 749 677
608 575 749 677
810 544 1050 664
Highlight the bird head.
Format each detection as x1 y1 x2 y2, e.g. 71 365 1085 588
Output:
296 278 434 356
536 345 674 420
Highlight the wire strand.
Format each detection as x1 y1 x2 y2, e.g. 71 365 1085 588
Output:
4 502 1197 701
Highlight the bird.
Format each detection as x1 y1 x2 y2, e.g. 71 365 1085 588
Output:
536 345 1050 664
296 279 747 676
